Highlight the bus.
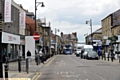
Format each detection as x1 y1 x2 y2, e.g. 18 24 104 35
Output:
63 44 72 55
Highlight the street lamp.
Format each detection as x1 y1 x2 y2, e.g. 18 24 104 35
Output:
55 28 59 54
35 1 45 31
84 33 88 44
34 1 44 64
86 19 93 45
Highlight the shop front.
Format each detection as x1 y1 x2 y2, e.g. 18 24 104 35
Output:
2 32 20 61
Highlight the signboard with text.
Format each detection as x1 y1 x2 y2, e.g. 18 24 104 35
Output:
2 32 20 44
19 12 26 28
4 0 11 22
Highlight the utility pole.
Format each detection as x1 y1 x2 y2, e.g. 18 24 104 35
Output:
90 19 93 45
34 1 44 32
48 22 51 56
55 28 59 54
35 0 37 31
86 19 93 45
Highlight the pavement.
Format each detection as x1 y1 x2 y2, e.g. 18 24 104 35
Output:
1 56 53 80
1 55 120 80
99 57 120 64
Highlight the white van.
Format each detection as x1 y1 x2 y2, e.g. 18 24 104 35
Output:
81 45 93 59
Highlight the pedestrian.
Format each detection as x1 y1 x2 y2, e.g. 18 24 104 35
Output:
3 48 7 63
39 49 44 63
102 49 105 60
27 50 31 61
110 49 115 62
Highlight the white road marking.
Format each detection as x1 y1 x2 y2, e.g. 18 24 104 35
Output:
69 56 83 66
94 73 105 80
69 71 75 74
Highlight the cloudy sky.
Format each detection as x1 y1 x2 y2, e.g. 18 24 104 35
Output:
14 0 120 42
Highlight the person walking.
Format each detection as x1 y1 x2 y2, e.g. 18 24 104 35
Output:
102 49 105 60
110 49 115 62
3 48 7 63
27 50 31 61
39 49 44 63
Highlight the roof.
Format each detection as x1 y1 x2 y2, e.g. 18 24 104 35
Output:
63 33 77 40
26 16 36 35
93 28 102 33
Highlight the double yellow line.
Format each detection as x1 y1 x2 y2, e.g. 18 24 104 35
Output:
32 56 56 80
32 72 42 80
44 56 56 66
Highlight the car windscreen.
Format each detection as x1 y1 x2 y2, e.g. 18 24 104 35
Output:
89 51 97 55
66 49 71 51
85 48 93 51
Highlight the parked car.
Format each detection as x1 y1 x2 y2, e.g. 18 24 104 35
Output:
86 50 99 60
75 47 82 57
81 45 93 59
83 48 93 59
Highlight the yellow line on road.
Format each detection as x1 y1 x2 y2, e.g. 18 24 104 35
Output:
44 56 56 66
32 72 42 80
35 72 42 80
32 72 39 80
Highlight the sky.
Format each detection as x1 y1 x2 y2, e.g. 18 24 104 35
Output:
14 0 120 42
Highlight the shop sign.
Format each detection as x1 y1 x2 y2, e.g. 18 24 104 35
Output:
103 36 108 39
2 32 20 44
4 0 11 22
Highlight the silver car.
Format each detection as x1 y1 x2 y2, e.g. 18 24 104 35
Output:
86 50 99 60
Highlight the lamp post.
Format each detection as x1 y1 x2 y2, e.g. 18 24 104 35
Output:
35 1 45 31
34 1 44 65
84 33 88 44
86 19 93 45
55 28 59 54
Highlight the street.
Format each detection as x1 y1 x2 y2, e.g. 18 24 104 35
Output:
38 54 120 80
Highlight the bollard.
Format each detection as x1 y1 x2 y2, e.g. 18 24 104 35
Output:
119 56 120 63
4 64 8 78
26 58 29 74
108 54 109 61
36 56 39 65
18 56 21 72
36 55 40 65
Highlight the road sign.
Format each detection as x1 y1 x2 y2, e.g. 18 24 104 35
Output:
33 32 40 41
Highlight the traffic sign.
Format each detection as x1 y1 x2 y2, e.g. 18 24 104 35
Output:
33 32 40 41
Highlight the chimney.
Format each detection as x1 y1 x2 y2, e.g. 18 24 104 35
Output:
73 32 77 37
68 34 71 38
19 4 23 8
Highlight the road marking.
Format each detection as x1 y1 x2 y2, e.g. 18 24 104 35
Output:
94 73 105 80
69 56 83 66
35 72 42 80
32 72 42 80
32 72 38 80
44 56 56 66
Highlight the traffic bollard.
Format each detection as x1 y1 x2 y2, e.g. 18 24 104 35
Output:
119 56 120 63
4 64 8 78
36 56 39 65
18 56 21 72
108 55 109 61
26 58 29 74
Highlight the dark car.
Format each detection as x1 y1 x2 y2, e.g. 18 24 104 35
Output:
86 51 99 60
